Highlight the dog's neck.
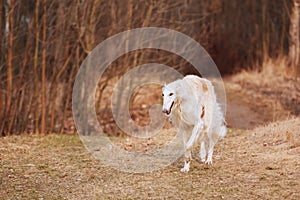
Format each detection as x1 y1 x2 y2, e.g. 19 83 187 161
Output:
169 98 181 118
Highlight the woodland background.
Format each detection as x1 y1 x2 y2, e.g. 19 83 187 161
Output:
0 0 299 135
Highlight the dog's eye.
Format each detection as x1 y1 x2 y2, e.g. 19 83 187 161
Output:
169 93 174 96
162 94 164 97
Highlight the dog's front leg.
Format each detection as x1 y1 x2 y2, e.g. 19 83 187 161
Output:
180 120 204 172
181 151 191 172
179 128 191 172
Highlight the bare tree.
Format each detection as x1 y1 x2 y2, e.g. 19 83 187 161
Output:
289 0 300 74
41 0 47 134
5 0 15 135
0 0 298 136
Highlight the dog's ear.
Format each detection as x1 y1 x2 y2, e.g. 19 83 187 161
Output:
175 81 184 99
175 80 189 102
162 82 167 90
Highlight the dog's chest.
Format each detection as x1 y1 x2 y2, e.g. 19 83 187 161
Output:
169 109 181 127
169 106 192 128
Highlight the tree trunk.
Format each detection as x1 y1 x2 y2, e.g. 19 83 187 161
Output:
289 0 300 74
0 0 3 56
41 0 47 134
33 0 40 133
0 0 4 135
5 0 15 135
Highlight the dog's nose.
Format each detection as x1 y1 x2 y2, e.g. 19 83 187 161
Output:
162 109 167 113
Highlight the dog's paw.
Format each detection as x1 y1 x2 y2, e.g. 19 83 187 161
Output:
200 158 206 163
205 159 213 165
181 160 190 172
180 167 190 172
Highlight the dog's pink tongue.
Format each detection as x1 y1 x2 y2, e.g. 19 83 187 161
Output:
167 109 171 115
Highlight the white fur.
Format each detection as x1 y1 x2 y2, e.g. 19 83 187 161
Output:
162 75 226 172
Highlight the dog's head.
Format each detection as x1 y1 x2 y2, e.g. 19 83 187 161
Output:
162 83 177 116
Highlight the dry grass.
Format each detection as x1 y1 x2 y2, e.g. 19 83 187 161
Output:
229 58 300 116
0 120 299 200
253 117 300 150
224 58 299 131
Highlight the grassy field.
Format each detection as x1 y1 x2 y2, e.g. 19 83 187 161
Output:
0 121 299 199
1 73 299 199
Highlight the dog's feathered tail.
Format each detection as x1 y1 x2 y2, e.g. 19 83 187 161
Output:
218 123 227 139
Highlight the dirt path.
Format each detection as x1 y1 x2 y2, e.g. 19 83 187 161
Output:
226 87 265 129
224 78 291 129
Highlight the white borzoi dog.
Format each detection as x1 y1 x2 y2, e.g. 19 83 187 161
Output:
162 75 226 172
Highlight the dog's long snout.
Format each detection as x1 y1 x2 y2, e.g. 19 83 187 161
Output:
162 108 168 113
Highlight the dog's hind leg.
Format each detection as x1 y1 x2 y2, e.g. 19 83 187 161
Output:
205 139 215 164
199 141 206 162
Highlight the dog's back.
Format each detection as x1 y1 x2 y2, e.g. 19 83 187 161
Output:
183 75 226 140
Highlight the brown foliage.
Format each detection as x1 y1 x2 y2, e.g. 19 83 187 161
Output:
0 0 298 135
